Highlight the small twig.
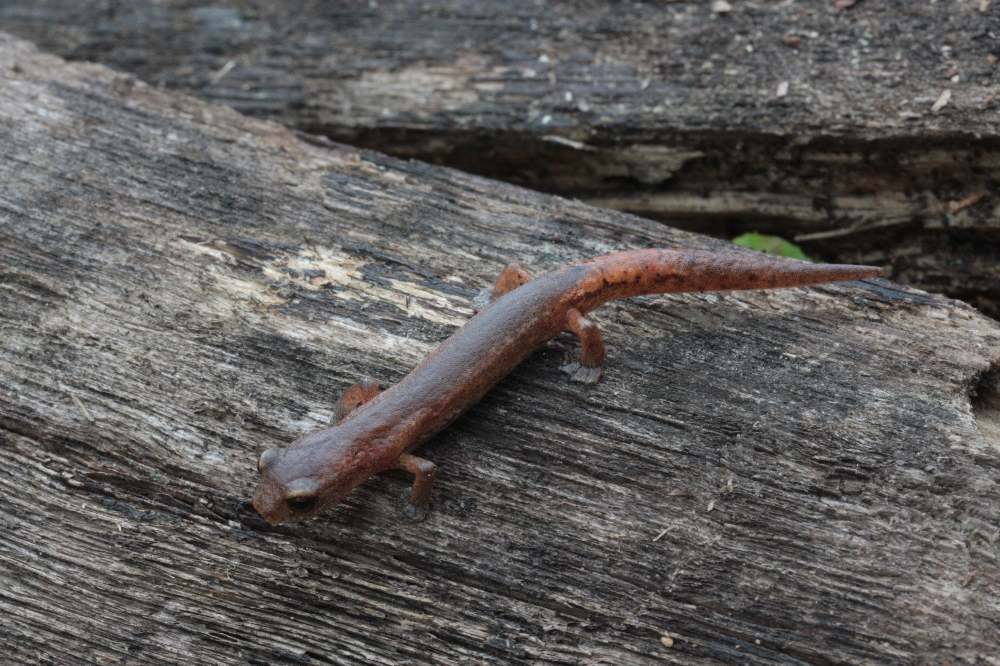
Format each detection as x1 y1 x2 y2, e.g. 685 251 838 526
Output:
541 135 594 151
70 393 95 423
652 526 677 542
210 59 236 83
947 191 987 214
794 225 864 242
794 217 910 243
931 89 952 114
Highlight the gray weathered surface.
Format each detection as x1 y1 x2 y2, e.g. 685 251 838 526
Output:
1 0 999 316
2 0 993 136
2 34 1000 666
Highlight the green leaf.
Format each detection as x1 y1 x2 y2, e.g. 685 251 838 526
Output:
731 232 811 261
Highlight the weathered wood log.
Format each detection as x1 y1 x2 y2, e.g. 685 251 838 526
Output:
2 0 998 315
2 34 1000 665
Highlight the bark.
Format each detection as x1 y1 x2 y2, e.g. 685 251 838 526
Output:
2 0 998 315
2 34 1000 666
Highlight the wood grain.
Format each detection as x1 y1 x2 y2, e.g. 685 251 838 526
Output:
2 0 999 314
2 34 1000 665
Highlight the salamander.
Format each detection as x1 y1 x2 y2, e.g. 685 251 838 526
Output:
253 249 882 525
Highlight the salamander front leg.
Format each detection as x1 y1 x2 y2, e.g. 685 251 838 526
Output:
334 377 379 423
560 308 605 385
395 453 438 521
490 262 534 301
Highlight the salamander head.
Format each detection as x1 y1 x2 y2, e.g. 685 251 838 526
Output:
252 442 354 525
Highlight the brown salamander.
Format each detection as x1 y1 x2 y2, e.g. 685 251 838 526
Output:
253 249 882 525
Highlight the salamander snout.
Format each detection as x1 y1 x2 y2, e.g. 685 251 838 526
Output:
253 437 356 524
253 448 323 523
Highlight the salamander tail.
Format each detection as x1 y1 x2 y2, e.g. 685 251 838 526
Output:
576 249 882 305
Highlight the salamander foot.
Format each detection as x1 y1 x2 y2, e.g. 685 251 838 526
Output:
560 355 603 385
400 487 430 522
394 453 436 522
561 309 604 384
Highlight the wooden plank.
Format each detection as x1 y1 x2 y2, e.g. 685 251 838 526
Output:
2 33 1000 666
2 1 989 136
1 1 999 315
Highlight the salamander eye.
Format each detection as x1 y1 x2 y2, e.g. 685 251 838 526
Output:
285 496 317 513
257 448 281 474
283 478 320 515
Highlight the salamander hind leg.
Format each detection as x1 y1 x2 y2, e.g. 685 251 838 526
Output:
560 308 605 385
395 453 438 522
334 377 379 423
490 262 534 301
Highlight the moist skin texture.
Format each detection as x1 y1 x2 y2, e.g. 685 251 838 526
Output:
253 249 883 525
